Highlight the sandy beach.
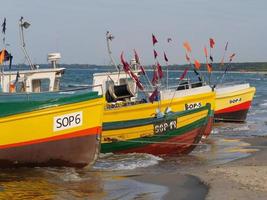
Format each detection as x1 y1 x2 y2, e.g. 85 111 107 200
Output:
132 136 267 200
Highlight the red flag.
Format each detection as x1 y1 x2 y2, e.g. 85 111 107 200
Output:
183 41 192 52
152 34 158 46
204 46 208 58
185 53 190 62
139 65 146 75
207 63 212 73
130 71 144 90
194 60 201 70
120 52 130 73
180 68 189 80
209 38 215 48
157 62 163 79
149 88 159 103
164 52 168 62
152 69 158 86
229 53 236 62
153 49 158 59
134 49 140 64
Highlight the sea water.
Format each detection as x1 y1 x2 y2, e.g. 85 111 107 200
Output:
0 67 266 199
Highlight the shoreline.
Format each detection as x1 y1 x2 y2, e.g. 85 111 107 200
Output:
131 135 267 200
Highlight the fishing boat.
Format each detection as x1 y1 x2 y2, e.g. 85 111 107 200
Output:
0 17 104 168
88 32 214 156
102 103 210 155
214 83 256 122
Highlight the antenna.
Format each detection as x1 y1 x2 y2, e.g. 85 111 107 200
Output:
19 17 35 70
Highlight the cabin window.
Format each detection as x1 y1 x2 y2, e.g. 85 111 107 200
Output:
32 79 50 92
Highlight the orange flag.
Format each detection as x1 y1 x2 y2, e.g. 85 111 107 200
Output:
204 46 208 58
183 41 192 52
0 49 5 64
207 63 212 73
194 60 201 70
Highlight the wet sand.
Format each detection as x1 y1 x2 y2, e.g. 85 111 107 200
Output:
132 136 267 200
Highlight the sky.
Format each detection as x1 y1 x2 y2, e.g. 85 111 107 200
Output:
0 0 267 65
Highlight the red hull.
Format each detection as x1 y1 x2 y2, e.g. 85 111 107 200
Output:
203 117 214 138
116 127 204 155
215 101 251 122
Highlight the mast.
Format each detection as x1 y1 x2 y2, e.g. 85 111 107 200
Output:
19 17 34 70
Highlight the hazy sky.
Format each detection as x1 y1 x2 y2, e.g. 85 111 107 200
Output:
1 0 267 65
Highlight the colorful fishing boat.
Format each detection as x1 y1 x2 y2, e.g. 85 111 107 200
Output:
0 88 104 168
214 83 256 122
0 18 104 168
101 103 210 155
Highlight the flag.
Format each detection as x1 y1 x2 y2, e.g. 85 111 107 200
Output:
209 38 215 48
167 38 172 43
185 53 190 62
2 18 6 34
152 69 158 86
139 65 146 75
194 60 201 70
229 53 236 62
209 55 213 62
153 49 158 59
120 52 130 73
164 52 168 62
134 49 140 64
207 63 212 73
183 41 192 52
149 88 159 103
225 42 229 51
130 71 144 90
152 34 158 46
204 46 208 58
0 49 5 64
180 68 189 80
157 62 163 79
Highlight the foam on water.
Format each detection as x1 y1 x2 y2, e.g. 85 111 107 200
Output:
94 153 163 171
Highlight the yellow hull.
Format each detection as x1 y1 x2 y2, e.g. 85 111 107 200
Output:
0 96 104 167
103 91 215 141
215 85 256 122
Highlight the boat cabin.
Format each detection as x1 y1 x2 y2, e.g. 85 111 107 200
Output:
93 71 139 103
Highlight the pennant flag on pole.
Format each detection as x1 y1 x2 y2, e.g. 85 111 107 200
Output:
152 69 159 86
229 53 236 62
120 52 130 73
0 49 5 64
183 41 192 52
157 62 163 79
164 52 168 62
209 55 213 62
134 49 140 64
209 38 215 48
207 63 212 73
153 49 158 59
139 65 146 75
180 68 189 81
204 46 208 58
130 71 144 90
152 34 158 46
2 18 6 34
194 60 201 70
185 53 190 62
149 88 159 103
225 42 229 51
